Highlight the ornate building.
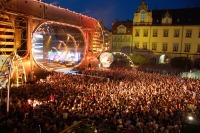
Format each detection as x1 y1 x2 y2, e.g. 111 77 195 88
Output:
132 0 200 64
111 20 133 53
99 21 112 52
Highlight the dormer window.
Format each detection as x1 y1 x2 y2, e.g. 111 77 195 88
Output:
140 10 145 22
117 25 126 33
162 11 172 25
166 16 168 24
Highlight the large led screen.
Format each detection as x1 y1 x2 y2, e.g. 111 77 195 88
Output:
32 22 85 71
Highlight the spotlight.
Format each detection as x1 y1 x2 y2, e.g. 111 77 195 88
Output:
188 116 194 121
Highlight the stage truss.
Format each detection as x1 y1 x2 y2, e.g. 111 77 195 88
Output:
0 1 26 87
12 54 27 86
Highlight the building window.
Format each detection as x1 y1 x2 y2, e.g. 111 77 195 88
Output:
184 43 191 52
163 29 169 37
197 44 200 53
126 36 131 42
162 43 168 51
143 29 148 37
135 42 139 49
122 36 126 42
152 42 157 50
117 37 121 41
152 30 158 37
174 29 180 37
162 11 171 24
140 10 145 22
112 43 117 49
198 30 200 38
186 30 192 37
143 42 147 49
135 29 140 37
173 43 179 52
112 36 117 42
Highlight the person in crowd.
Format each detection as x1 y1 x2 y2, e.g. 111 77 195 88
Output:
0 66 199 132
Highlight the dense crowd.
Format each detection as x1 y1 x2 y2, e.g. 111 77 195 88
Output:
0 66 200 133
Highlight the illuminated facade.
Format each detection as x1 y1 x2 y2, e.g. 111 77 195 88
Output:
111 20 133 53
133 1 200 64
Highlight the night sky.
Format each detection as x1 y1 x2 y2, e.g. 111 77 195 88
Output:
42 0 200 29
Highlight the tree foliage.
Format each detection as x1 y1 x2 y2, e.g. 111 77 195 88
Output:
130 54 150 65
170 57 192 70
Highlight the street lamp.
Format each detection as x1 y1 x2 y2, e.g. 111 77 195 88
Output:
188 116 194 121
6 63 12 113
0 55 12 113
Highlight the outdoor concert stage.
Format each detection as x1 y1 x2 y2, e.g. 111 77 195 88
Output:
0 0 104 85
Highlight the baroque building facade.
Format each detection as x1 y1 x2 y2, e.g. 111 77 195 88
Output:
111 20 133 54
132 1 200 64
111 1 200 65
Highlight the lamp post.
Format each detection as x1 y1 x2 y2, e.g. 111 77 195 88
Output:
0 73 8 112
6 63 12 113
0 55 12 113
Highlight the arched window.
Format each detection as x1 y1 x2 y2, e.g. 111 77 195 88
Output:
15 17 28 57
140 10 145 22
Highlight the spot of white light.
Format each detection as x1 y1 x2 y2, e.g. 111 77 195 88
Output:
188 116 194 121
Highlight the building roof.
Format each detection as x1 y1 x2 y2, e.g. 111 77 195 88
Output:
152 7 200 25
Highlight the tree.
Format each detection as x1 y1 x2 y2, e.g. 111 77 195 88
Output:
170 57 192 70
130 54 150 65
